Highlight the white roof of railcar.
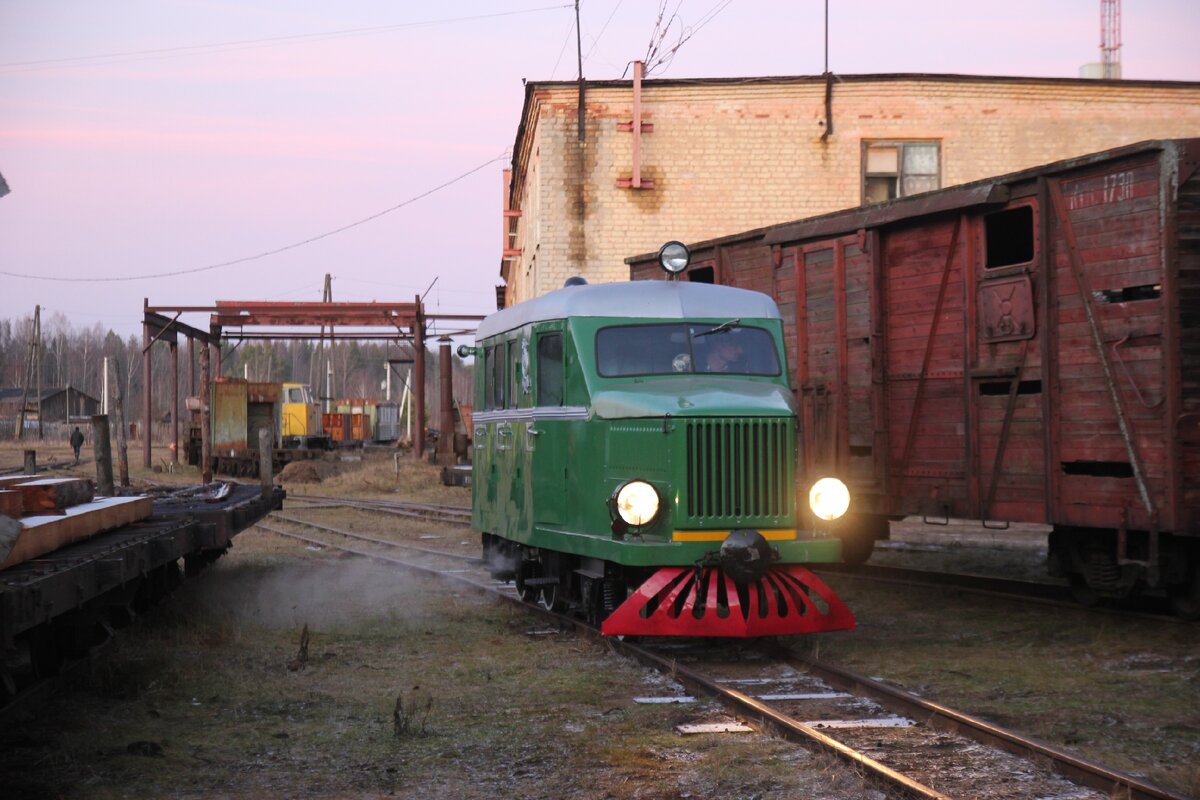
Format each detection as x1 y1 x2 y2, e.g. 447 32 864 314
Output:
476 280 781 340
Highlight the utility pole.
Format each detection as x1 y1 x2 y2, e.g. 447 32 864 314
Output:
17 305 42 441
576 0 585 142
310 274 334 412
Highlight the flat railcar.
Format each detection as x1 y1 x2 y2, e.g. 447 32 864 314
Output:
629 139 1200 617
0 483 282 705
464 253 856 637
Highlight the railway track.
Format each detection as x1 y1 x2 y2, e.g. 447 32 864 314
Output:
260 507 1186 800
816 563 1189 623
284 493 471 525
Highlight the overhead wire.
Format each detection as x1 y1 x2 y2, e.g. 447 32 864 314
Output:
1 4 574 74
0 150 510 284
548 12 578 79
643 0 734 76
583 0 627 66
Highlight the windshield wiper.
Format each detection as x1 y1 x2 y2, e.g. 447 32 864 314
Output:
693 319 741 338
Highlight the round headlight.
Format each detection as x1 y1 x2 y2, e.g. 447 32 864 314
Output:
614 480 660 527
808 477 850 521
657 241 690 274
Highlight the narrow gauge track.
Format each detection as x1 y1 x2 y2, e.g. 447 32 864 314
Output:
284 493 471 526
816 563 1189 624
260 510 1185 800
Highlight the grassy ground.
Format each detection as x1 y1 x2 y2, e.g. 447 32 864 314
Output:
3 444 1195 797
2 529 877 800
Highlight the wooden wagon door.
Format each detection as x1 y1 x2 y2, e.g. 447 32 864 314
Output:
790 235 885 491
882 216 971 518
969 199 1048 524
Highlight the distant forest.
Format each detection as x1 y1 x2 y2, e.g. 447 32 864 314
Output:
0 311 473 423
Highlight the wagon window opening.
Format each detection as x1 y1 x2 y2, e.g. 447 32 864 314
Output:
863 140 940 204
537 333 564 407
1094 284 1162 303
984 206 1035 268
687 265 715 284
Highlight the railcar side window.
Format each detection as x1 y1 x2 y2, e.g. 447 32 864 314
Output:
488 344 506 410
537 333 564 406
483 346 494 410
596 323 782 377
509 340 522 408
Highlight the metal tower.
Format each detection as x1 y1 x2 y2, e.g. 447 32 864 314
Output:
1101 0 1121 79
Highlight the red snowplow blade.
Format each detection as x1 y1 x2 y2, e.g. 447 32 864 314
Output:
600 565 855 637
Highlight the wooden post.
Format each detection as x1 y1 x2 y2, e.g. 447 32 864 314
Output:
258 428 272 500
142 321 152 469
438 340 454 464
201 340 212 484
414 296 426 460
170 341 179 463
112 357 130 487
92 414 114 496
22 450 36 475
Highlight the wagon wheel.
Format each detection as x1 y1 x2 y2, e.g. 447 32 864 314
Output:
515 559 539 604
1068 575 1102 607
1168 565 1200 621
583 577 623 627
538 553 569 613
539 581 567 613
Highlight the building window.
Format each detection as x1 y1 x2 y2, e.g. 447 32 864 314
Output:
863 141 940 204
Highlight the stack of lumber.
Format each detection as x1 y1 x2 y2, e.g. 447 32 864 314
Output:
0 475 152 571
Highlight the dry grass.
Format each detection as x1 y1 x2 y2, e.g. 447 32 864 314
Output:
9 445 1187 796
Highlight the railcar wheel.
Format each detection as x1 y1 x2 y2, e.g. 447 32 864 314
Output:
1069 575 1102 607
834 514 888 566
515 561 539 604
538 582 565 613
538 553 569 613
1168 567 1200 621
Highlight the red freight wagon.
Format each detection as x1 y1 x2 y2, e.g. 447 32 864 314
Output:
628 139 1200 616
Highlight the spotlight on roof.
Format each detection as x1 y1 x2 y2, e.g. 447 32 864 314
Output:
657 241 690 275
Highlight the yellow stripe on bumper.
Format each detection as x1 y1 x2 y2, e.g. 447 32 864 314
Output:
672 529 796 543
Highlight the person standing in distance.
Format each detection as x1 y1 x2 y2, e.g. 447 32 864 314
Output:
70 425 84 462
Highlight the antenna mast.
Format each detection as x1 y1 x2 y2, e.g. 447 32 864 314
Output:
1100 0 1121 79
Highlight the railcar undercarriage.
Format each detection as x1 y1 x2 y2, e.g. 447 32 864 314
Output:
481 532 855 637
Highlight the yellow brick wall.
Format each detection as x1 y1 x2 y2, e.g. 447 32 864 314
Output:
503 77 1200 302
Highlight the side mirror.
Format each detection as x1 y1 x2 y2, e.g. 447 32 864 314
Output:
456 344 474 359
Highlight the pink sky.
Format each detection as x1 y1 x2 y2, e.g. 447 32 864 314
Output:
2 0 1198 339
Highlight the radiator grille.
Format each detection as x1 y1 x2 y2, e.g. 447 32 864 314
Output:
684 418 794 524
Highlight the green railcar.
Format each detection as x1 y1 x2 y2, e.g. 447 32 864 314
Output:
466 247 855 637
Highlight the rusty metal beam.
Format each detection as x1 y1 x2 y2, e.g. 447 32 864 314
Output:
220 332 415 341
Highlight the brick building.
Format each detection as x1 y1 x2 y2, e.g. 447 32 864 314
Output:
501 73 1200 304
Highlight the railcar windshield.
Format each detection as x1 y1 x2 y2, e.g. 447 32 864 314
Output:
596 322 782 377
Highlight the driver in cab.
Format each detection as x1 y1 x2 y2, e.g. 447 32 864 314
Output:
704 335 745 373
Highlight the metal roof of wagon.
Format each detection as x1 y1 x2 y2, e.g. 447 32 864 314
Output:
475 280 780 340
